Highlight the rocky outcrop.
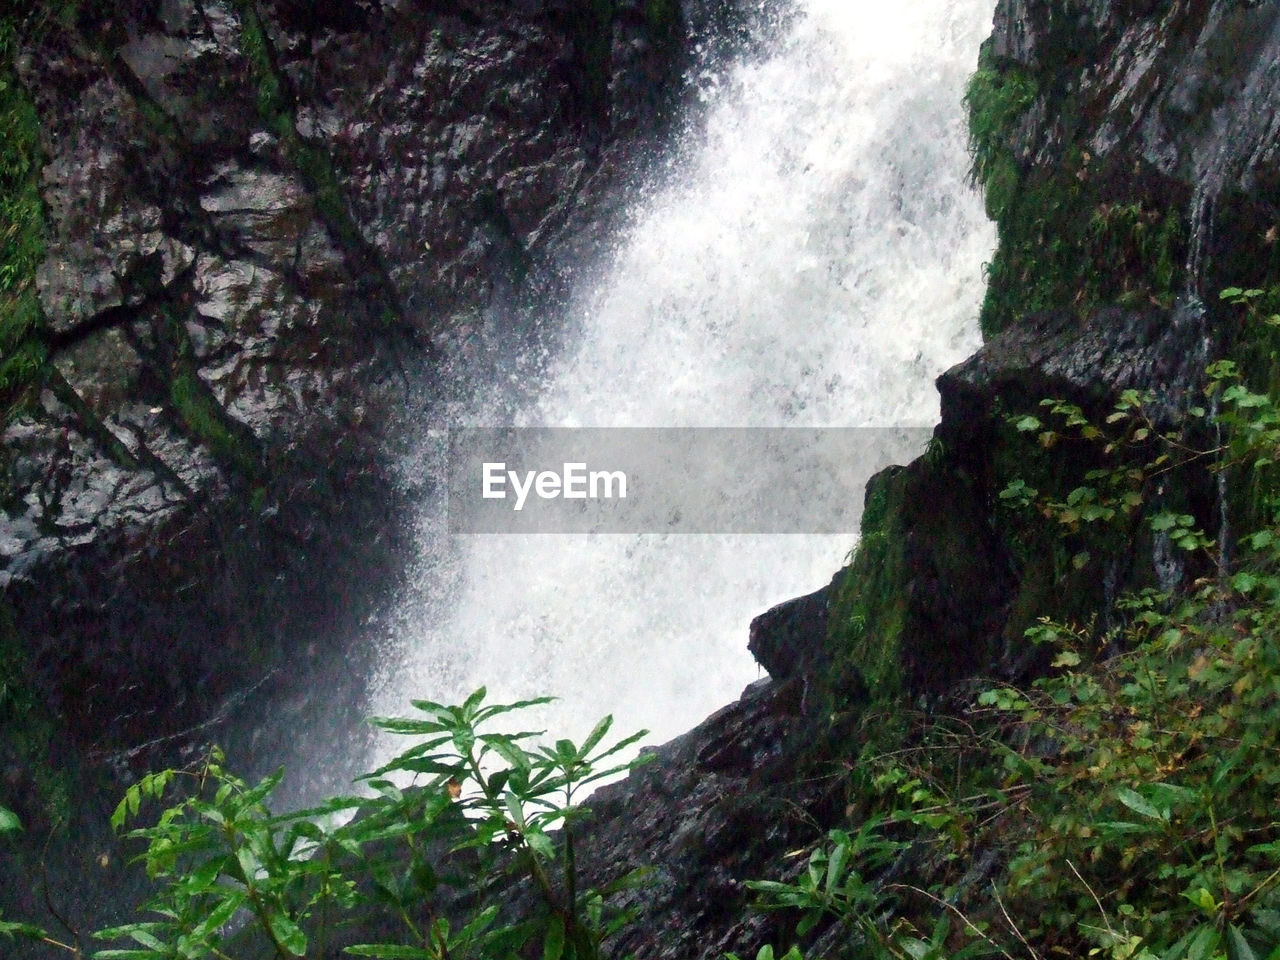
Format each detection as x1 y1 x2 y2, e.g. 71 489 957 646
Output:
825 0 1280 699
974 0 1280 337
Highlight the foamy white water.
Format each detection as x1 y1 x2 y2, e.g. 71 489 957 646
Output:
369 0 996 750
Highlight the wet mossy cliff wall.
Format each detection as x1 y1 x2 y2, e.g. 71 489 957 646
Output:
0 0 765 912
830 0 1280 701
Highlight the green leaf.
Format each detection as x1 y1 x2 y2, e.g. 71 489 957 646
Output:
1186 923 1221 960
375 758 459 779
462 686 488 717
472 696 556 725
542 915 565 960
368 717 449 735
124 928 168 952
190 890 247 940
234 845 258 881
344 947 437 958
0 807 20 833
1233 571 1261 594
127 783 147 821
109 797 130 833
825 838 849 894
504 790 525 830
267 912 307 957
1184 887 1219 913
486 768 512 798
1014 415 1042 432
579 714 615 756
1226 925 1260 960
454 904 499 944
0 920 48 941
999 478 1037 502
524 828 555 860
1116 787 1166 821
481 735 534 773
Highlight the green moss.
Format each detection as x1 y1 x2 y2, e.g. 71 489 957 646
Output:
979 166 1186 336
155 296 264 480
0 601 70 824
292 139 363 252
966 43 1187 337
236 6 288 125
964 51 1037 215
171 372 231 454
0 298 47 416
169 367 263 481
829 468 910 697
643 0 679 45
0 22 51 420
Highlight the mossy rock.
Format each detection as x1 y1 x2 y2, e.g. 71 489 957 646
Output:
828 455 1013 699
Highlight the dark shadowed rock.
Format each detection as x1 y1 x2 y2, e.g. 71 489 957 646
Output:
748 580 831 682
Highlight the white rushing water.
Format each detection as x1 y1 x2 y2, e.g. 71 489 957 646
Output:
368 0 997 752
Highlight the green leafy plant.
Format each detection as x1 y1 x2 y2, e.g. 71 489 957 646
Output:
88 689 650 960
740 294 1280 960
745 820 901 940
350 687 651 960
727 945 804 960
96 753 357 960
0 804 81 955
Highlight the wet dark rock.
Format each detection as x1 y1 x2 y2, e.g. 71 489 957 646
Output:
479 675 835 960
747 580 831 682
988 0 1280 283
939 303 1210 439
2 0 705 749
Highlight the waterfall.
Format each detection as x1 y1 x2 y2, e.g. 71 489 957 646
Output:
366 0 997 752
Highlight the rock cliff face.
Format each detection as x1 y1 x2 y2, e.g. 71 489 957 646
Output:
2 0 752 763
832 0 1280 697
